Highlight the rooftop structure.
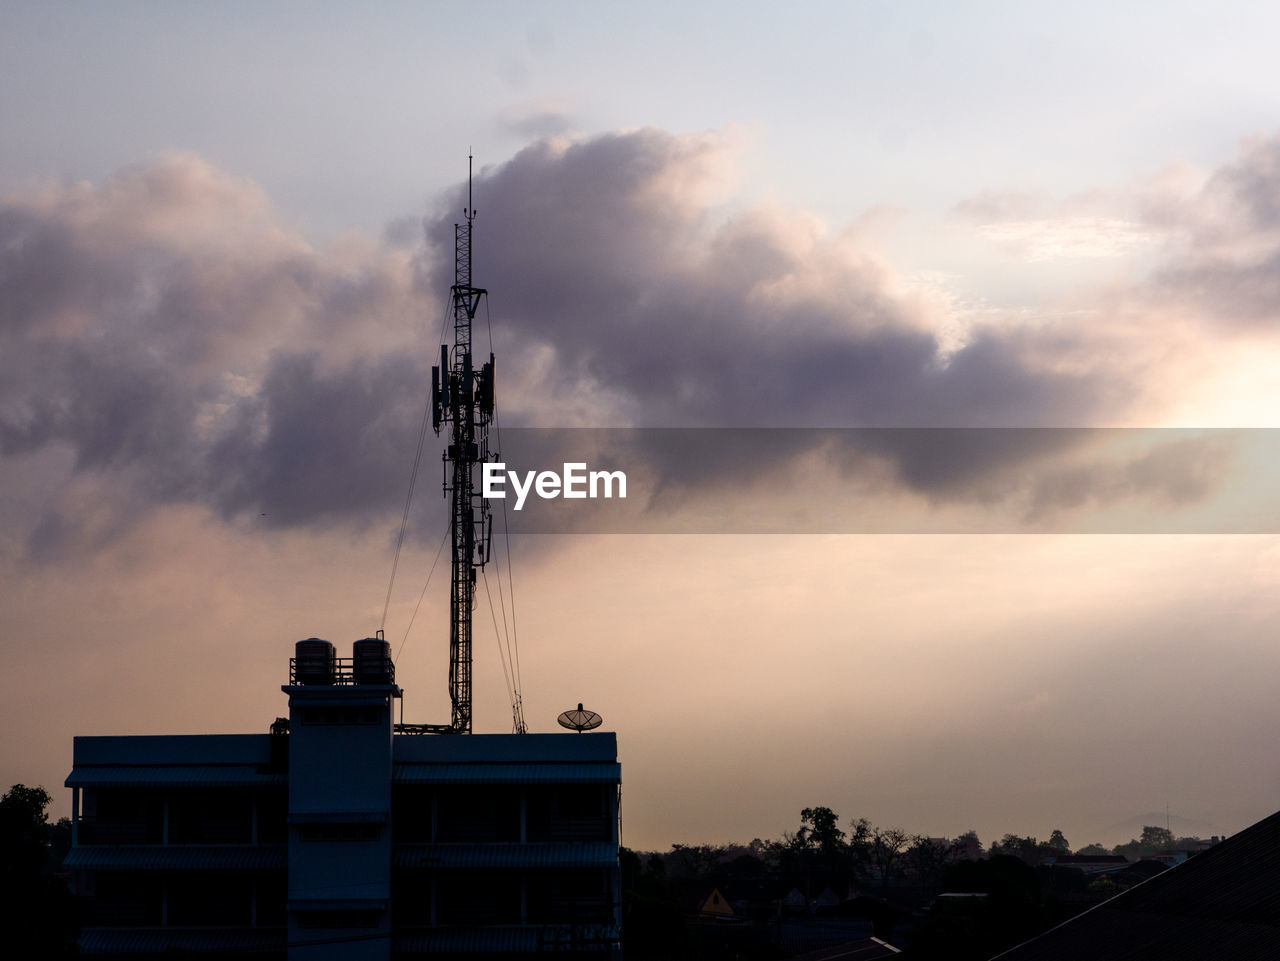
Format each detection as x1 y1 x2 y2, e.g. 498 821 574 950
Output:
65 640 621 959
993 808 1280 959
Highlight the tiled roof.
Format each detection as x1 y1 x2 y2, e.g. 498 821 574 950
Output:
72 734 272 766
786 938 903 960
392 762 620 784
994 808 1280 960
393 732 617 764
78 927 285 955
64 844 286 870
65 760 620 787
66 765 286 788
288 898 388 911
288 811 387 824
394 841 618 869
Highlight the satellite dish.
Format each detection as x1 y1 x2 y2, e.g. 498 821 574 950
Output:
557 703 602 733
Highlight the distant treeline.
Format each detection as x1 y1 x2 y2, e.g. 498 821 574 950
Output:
638 810 1207 881
621 807 1212 960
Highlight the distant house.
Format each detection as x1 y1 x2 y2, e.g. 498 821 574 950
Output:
1143 850 1191 867
783 887 810 912
721 877 791 919
813 885 843 908
1043 854 1129 877
1111 860 1169 887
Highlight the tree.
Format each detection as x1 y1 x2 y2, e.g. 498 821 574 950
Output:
798 805 849 878
0 783 52 875
989 832 1072 866
1113 825 1176 860
912 855 1044 960
990 834 1046 865
619 847 687 959
0 784 78 956
665 843 727 878
850 820 911 891
952 830 983 861
720 851 767 879
906 836 958 898
798 806 846 855
1075 843 1111 856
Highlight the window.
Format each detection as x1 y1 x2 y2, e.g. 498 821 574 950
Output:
558 786 603 819
169 790 252 844
300 707 382 725
84 790 163 844
168 873 252 926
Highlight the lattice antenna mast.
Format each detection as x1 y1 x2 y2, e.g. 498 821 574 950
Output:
431 155 495 734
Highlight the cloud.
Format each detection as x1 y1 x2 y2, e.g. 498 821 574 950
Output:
1142 133 1280 325
975 217 1154 262
495 96 578 140
0 155 432 557
7 130 1270 561
427 129 1118 429
207 350 428 527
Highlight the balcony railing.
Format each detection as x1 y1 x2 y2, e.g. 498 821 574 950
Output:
288 656 395 687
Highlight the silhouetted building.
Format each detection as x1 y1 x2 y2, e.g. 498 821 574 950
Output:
65 639 622 959
993 809 1280 959
1042 854 1129 877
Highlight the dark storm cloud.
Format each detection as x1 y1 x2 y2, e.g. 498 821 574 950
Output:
0 156 436 558
416 129 1161 519
208 351 428 527
0 207 140 340
426 130 1115 430
1 339 197 478
3 133 1252 559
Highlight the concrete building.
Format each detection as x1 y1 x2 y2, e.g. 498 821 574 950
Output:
65 638 622 959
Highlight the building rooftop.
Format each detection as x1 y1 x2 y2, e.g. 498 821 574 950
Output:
994 808 1280 959
393 731 618 763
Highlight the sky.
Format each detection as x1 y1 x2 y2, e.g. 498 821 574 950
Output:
5 0 1280 852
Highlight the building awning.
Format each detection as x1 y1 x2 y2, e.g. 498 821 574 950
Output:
64 845 286 871
287 898 388 911
394 841 618 869
393 762 620 785
288 811 387 825
66 765 286 789
78 927 286 955
394 924 616 953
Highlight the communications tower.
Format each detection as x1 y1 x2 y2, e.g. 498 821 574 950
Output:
430 156 495 734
